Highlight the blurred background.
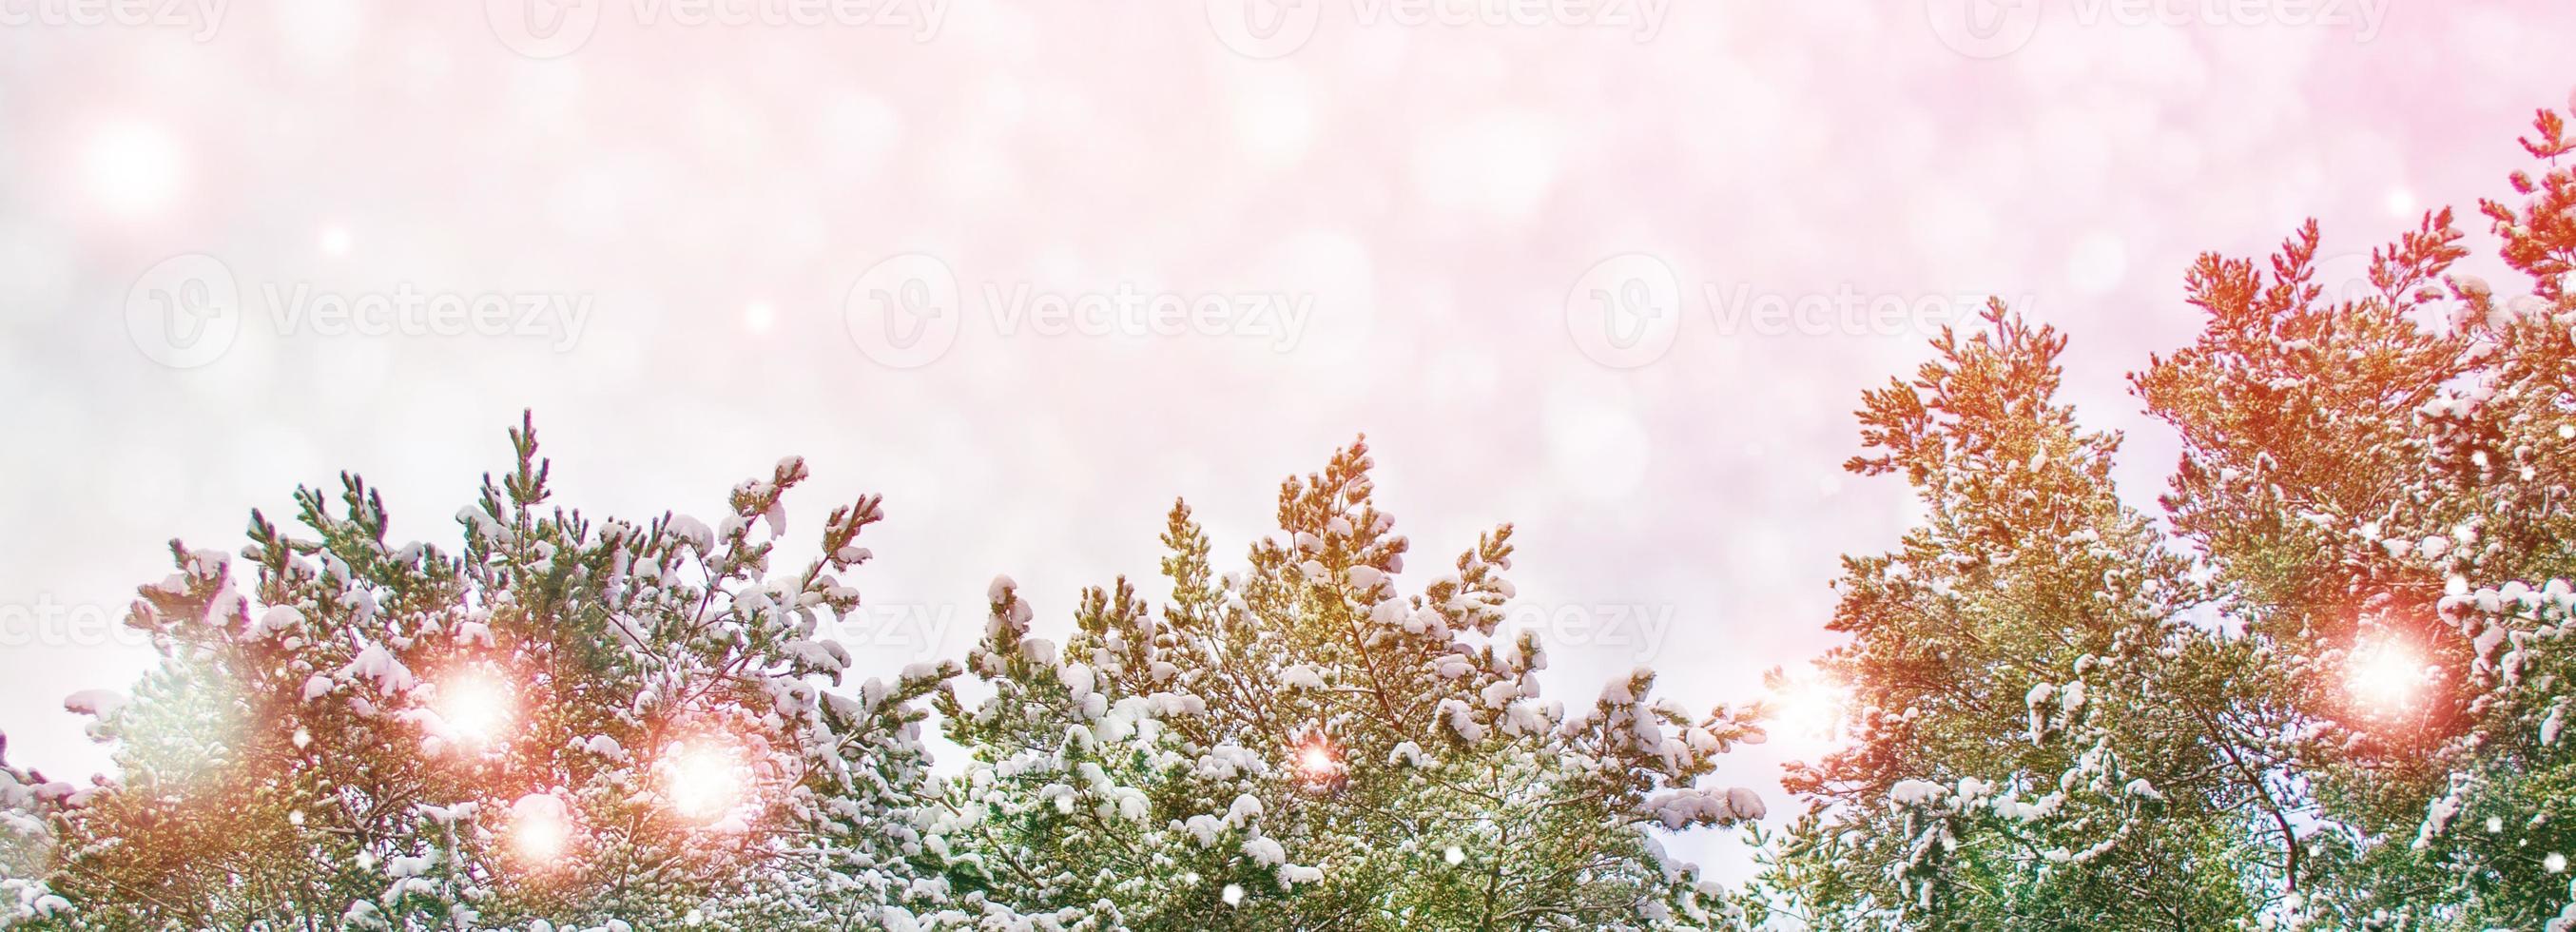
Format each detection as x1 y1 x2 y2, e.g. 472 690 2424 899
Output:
2 0 2570 881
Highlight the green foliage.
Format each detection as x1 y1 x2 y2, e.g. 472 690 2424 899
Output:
1762 106 2576 930
0 424 1768 930
1763 301 2249 929
932 438 1770 930
12 413 950 929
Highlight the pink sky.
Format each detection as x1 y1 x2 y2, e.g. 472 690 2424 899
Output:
3 0 2572 881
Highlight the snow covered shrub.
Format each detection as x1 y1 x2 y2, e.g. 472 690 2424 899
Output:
19 414 954 929
0 421 1768 931
928 439 1771 930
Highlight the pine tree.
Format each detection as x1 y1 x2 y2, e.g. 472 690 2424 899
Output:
2403 107 2576 930
927 439 1772 930
0 424 1772 930
1766 103 2576 930
1758 303 2259 929
0 739 68 923
15 414 955 929
2135 107 2576 929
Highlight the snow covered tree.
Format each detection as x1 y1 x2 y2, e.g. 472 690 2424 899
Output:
924 439 1773 930
10 414 958 929
1765 104 2576 930
1755 302 2266 929
0 740 68 924
0 422 1774 930
2133 106 2576 930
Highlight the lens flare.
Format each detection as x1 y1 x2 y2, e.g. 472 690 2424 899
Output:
85 120 184 217
1298 745 1335 774
2349 638 2428 713
1764 673 1852 756
509 793 571 864
663 742 747 822
1288 736 1345 789
434 672 512 744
